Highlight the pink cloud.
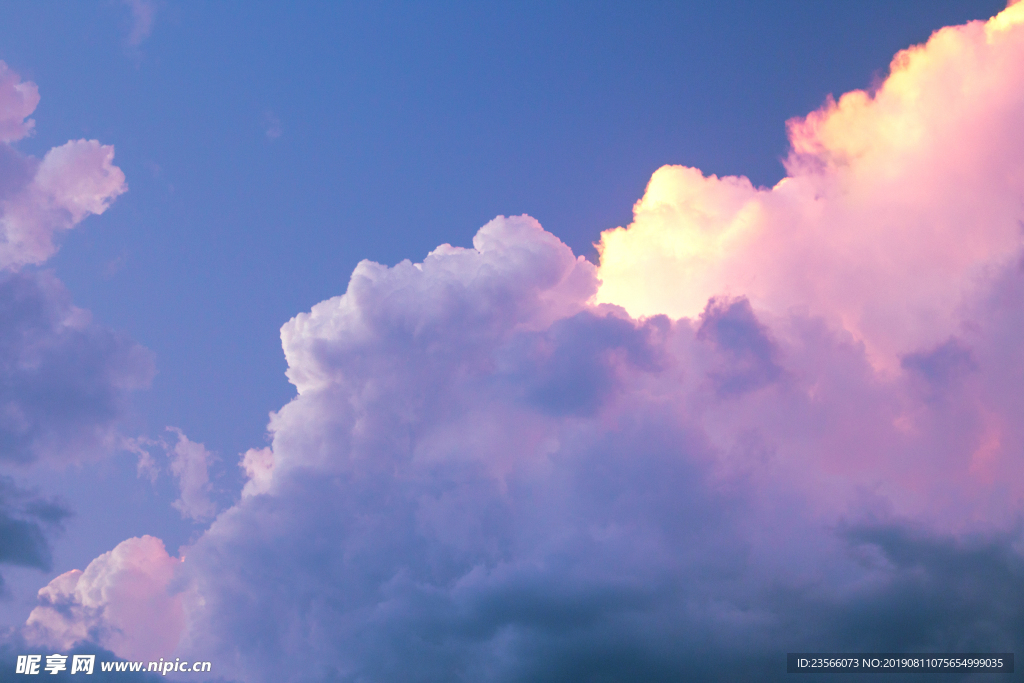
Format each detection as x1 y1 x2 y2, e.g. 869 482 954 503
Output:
596 3 1024 369
25 536 184 663
1 139 127 271
0 62 39 144
0 63 127 271
0 64 144 467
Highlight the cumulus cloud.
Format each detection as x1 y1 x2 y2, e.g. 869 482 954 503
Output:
29 4 1024 681
239 446 273 498
595 3 1024 369
0 63 127 271
1 139 127 271
175 222 1022 682
24 536 184 663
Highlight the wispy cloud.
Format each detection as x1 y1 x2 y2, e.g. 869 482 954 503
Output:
263 111 282 140
166 428 218 523
123 0 156 48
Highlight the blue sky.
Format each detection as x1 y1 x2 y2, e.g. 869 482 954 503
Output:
1 1 1021 680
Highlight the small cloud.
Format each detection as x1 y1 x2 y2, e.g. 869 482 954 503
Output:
165 427 218 522
121 435 159 483
102 250 129 279
264 111 282 140
123 0 156 47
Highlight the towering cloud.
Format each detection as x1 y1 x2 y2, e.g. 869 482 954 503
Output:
22 4 1024 681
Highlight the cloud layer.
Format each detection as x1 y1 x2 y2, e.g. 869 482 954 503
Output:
21 4 1024 681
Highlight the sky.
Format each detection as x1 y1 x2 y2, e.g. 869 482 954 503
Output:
0 1 1022 681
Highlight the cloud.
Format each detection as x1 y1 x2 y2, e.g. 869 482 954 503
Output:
121 430 222 521
239 447 273 499
0 62 39 144
0 477 70 592
123 0 157 48
174 217 1023 680
24 536 185 664
1 62 127 271
263 111 282 140
1 139 127 271
595 3 1024 369
24 4 1024 681
0 63 149 467
166 428 217 523
0 58 153 628
0 271 154 465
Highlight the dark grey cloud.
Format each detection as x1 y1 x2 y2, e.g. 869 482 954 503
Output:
0 477 69 590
